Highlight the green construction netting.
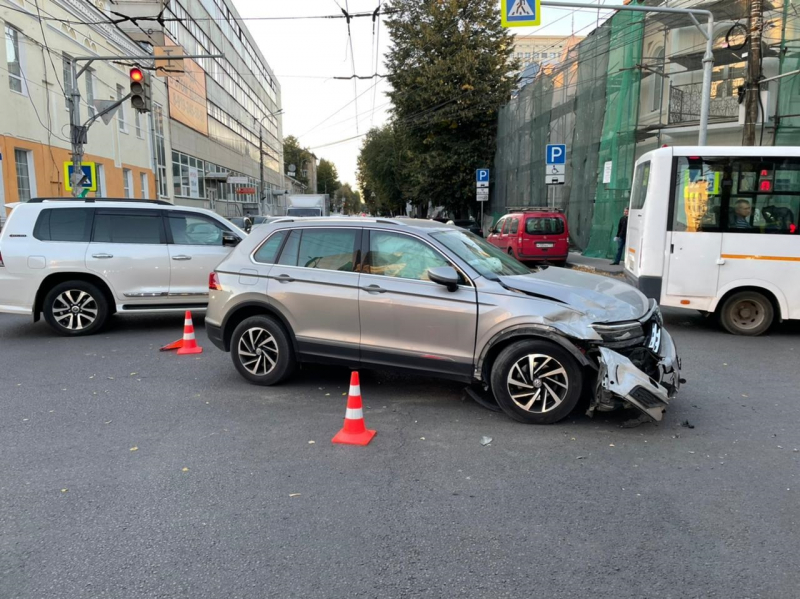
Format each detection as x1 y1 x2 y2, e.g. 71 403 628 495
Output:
582 10 644 258
775 0 800 145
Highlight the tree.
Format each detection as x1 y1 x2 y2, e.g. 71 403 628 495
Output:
384 0 517 216
316 158 341 195
335 183 362 215
357 125 408 216
283 135 312 186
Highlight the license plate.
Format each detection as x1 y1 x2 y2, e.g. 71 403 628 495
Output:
648 324 662 352
536 242 554 248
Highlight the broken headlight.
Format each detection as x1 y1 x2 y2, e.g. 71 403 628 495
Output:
591 321 646 346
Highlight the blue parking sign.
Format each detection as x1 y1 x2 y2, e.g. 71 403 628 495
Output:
546 144 566 165
476 169 490 182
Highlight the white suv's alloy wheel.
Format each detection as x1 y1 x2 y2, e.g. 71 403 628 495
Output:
506 353 569 413
237 327 279 376
52 290 99 331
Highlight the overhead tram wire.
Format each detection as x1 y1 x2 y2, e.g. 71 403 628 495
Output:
343 0 360 136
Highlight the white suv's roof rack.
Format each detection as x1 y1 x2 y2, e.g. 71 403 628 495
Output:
28 197 173 206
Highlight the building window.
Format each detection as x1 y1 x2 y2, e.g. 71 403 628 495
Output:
135 111 143 138
85 69 95 116
140 173 149 199
14 149 34 202
172 150 205 199
62 54 74 112
116 85 127 132
96 164 105 197
152 102 168 197
652 47 665 113
6 26 23 94
123 168 132 198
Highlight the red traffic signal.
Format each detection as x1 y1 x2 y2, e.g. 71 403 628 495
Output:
129 67 144 82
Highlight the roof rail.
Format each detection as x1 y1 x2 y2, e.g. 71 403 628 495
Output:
505 206 563 213
28 197 173 206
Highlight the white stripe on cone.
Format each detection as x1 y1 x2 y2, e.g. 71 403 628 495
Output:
184 319 192 326
184 331 196 340
345 407 363 420
349 385 360 397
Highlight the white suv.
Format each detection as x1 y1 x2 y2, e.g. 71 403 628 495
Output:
0 198 244 335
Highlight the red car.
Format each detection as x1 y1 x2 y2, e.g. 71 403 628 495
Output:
486 208 569 266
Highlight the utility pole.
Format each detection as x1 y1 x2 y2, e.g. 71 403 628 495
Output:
68 60 87 198
743 0 764 146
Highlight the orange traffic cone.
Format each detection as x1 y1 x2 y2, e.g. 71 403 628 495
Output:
159 338 183 352
332 371 376 446
176 311 203 355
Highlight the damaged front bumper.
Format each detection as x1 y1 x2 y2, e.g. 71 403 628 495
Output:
592 328 681 422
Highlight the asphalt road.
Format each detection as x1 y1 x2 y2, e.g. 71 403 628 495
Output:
1 309 798 599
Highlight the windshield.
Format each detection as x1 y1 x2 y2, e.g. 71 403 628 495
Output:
431 230 531 279
287 208 321 217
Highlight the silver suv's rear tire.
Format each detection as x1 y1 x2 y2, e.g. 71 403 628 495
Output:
42 281 108 336
231 315 294 385
490 339 582 424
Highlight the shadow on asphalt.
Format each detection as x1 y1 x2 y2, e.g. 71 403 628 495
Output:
662 306 800 337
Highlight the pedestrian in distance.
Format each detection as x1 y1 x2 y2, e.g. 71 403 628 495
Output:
611 207 628 265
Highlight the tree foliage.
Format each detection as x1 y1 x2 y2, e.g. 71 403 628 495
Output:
358 0 517 217
357 125 408 216
283 135 313 187
335 183 362 215
316 159 341 195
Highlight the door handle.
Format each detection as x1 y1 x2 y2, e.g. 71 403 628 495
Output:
274 274 295 283
361 284 386 294
172 255 192 261
716 258 726 265
91 253 113 259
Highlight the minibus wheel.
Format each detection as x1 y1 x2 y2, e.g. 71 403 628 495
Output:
719 290 774 336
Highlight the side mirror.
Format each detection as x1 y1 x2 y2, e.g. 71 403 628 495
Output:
428 266 460 292
222 232 241 247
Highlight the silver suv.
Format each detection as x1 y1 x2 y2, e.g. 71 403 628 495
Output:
206 218 681 424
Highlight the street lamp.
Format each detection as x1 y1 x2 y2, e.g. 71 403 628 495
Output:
254 108 284 212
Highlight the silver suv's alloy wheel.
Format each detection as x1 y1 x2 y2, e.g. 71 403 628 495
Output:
238 327 279 376
52 290 99 331
506 353 569 413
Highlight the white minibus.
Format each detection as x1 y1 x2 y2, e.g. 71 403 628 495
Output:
624 146 800 336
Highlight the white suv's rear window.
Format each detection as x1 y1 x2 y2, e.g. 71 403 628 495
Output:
33 208 93 242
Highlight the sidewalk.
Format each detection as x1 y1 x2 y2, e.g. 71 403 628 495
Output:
567 251 624 276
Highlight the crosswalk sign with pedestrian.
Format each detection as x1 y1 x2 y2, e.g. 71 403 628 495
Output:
501 0 541 27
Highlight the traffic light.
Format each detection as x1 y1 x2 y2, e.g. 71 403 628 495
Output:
129 67 151 114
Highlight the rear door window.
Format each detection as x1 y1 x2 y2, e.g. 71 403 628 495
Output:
630 161 651 210
33 208 93 242
525 217 564 235
276 228 358 271
92 210 165 244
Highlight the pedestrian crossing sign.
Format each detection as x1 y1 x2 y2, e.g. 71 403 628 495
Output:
502 0 541 27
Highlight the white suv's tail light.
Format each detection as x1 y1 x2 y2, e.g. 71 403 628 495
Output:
0 250 4 267
209 272 222 290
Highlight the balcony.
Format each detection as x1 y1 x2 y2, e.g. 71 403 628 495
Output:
668 81 740 125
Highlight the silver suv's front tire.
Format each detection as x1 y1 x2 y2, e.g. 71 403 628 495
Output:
490 339 583 424
230 315 294 385
42 281 108 336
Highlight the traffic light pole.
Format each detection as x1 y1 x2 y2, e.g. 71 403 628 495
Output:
66 53 223 197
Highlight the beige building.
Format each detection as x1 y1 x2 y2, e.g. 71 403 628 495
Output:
511 34 585 70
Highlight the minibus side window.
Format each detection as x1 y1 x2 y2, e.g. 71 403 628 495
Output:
728 157 800 234
673 157 726 232
630 161 650 210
